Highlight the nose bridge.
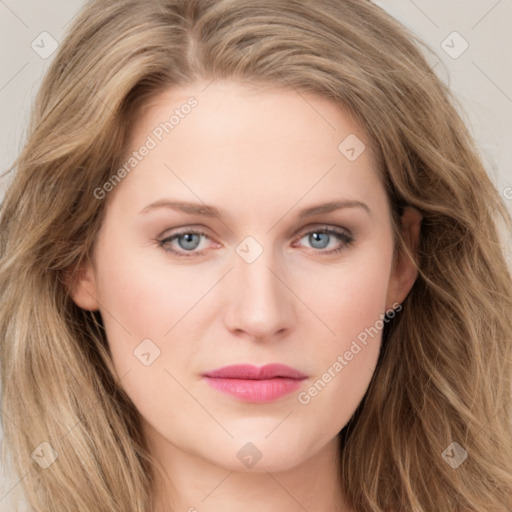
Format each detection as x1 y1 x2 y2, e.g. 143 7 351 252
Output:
224 236 293 338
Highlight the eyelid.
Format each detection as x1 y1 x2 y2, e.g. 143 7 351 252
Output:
294 223 352 239
158 223 212 238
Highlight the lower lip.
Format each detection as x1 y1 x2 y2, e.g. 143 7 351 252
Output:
203 377 305 402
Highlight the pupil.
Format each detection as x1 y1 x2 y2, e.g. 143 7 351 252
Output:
180 233 200 250
310 232 328 249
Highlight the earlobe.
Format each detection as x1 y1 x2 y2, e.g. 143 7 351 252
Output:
66 262 100 311
386 206 422 309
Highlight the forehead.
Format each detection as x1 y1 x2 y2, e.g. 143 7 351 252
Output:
110 81 386 218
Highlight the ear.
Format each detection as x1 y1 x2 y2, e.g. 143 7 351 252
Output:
66 261 100 311
385 206 422 309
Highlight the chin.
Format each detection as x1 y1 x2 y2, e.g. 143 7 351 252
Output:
204 435 316 474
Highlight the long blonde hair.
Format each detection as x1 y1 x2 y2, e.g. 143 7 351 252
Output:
1 1 511 511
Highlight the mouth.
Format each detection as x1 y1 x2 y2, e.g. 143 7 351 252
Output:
202 364 308 403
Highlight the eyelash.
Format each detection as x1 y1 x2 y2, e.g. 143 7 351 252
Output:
157 226 354 259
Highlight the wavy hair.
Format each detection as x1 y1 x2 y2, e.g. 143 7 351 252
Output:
1 0 511 511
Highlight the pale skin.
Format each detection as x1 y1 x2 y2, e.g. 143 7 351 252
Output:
71 81 421 512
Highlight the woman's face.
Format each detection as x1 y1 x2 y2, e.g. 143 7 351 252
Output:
71 81 418 473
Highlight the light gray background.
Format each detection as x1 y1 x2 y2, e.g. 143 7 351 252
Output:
0 0 511 213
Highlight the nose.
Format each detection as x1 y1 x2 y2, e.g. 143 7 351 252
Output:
223 245 296 342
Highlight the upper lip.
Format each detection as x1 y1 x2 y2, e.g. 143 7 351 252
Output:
203 364 307 380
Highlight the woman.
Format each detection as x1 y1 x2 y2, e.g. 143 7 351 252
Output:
1 1 511 511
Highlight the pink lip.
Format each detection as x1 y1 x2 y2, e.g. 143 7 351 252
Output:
202 364 307 402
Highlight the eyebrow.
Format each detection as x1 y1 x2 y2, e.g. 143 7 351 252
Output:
138 198 371 218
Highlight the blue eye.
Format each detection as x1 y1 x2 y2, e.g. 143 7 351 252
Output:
158 226 353 258
159 230 210 257
296 227 353 254
174 232 202 251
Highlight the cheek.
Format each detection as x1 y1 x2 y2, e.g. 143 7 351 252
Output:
292 242 393 430
297 241 394 350
92 251 209 422
92 241 210 378
96 243 214 333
